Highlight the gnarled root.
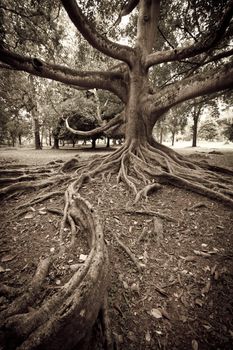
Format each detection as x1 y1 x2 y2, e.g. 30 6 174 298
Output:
1 194 109 350
1 139 233 349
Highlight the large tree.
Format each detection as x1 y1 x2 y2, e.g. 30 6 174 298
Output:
0 1 233 349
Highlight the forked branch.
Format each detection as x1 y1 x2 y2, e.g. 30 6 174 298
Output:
65 112 124 137
145 0 233 68
61 0 135 66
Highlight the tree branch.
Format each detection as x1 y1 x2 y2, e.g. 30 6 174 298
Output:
60 0 135 66
145 0 233 68
0 48 128 101
149 61 233 116
65 112 123 137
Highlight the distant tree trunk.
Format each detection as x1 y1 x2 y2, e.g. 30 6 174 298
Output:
91 137 96 149
171 132 175 146
192 117 198 147
53 136 59 149
72 139 76 147
18 134 22 146
11 136 15 147
49 129 52 146
192 105 201 147
34 117 42 150
106 137 110 148
40 127 44 148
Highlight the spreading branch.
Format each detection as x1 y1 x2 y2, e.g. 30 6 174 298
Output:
0 48 127 100
145 0 233 68
149 61 233 116
61 0 135 67
65 112 124 137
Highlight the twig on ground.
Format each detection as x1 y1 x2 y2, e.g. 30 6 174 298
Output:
125 209 177 222
114 234 144 271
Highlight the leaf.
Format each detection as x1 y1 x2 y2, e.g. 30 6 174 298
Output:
184 256 196 262
195 298 203 307
79 254 87 262
1 254 16 262
24 212 34 219
39 210 47 215
150 308 163 319
193 250 211 257
192 339 198 350
0 266 11 273
145 330 151 342
201 280 211 294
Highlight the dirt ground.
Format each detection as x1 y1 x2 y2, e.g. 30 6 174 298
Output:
0 145 233 349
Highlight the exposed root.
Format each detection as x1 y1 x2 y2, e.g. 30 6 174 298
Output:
1 194 109 350
134 183 162 204
0 257 51 322
17 191 64 210
1 139 233 349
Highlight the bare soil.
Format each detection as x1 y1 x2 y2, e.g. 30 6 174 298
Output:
0 146 233 349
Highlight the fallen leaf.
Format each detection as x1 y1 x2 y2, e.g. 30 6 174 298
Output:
194 250 211 257
145 330 151 342
201 280 211 294
123 281 129 289
195 298 203 307
211 264 217 275
203 324 211 330
150 308 163 319
24 212 34 219
1 254 16 263
70 264 81 271
39 210 47 215
0 266 5 273
131 282 139 293
29 206 36 212
184 256 196 262
79 254 87 262
192 339 198 350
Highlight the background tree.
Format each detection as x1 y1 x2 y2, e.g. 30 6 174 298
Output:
198 118 219 141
